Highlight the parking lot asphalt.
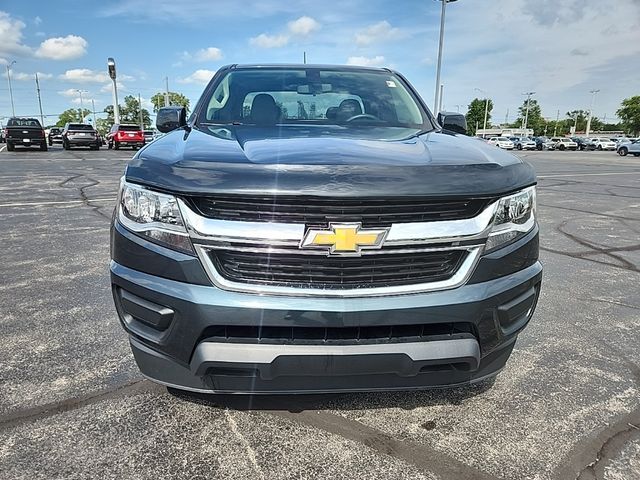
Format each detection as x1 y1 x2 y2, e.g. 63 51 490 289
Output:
0 144 638 480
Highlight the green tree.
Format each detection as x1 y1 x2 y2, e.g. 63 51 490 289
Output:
466 98 493 136
616 96 640 136
515 99 545 135
56 108 91 127
150 92 190 114
104 95 151 127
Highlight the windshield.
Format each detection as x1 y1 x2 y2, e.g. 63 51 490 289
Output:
199 68 430 130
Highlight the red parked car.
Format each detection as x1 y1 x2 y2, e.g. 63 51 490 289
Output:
106 124 145 150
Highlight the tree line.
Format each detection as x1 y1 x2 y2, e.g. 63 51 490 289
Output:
54 92 191 135
465 95 640 137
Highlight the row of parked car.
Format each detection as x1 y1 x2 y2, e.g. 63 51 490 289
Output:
484 135 639 155
1 117 162 151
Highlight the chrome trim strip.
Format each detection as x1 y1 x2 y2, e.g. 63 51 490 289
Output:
191 243 482 256
191 338 481 370
179 199 304 245
194 245 483 297
178 198 497 247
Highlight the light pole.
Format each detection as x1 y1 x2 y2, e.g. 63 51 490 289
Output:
76 89 87 123
522 91 535 136
107 58 120 124
474 87 489 137
91 99 97 128
6 60 16 117
585 89 600 137
433 0 458 113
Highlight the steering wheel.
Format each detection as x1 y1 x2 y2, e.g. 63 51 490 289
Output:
346 114 379 123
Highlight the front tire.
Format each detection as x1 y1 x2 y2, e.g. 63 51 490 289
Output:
114 141 120 150
559 144 565 151
597 145 603 151
619 147 628 156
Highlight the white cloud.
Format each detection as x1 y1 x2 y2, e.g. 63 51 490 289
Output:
36 35 88 60
194 47 223 61
60 69 110 83
12 71 52 81
177 69 216 85
346 55 385 67
288 16 320 36
100 81 126 93
0 11 31 56
34 16 42 26
249 33 289 49
355 21 400 47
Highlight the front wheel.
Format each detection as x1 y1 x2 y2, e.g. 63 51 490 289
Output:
517 144 522 150
597 145 603 151
559 144 565 151
48 139 53 146
618 147 628 156
114 141 120 150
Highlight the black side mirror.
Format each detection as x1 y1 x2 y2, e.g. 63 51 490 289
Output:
437 111 467 135
156 106 187 133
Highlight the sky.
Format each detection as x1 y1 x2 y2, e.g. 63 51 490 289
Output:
1 0 639 127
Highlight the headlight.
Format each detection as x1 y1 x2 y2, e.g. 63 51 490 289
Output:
485 186 536 252
118 179 194 254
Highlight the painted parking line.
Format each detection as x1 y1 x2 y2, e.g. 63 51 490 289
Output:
539 171 640 178
0 146 5 152
0 197 114 208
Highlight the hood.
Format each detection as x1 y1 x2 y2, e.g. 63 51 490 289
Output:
126 125 536 198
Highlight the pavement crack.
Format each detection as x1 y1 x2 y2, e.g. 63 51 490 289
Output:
272 410 500 480
0 378 158 431
224 409 265 479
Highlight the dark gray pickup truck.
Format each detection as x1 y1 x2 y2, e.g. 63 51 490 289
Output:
4 118 47 151
110 64 542 395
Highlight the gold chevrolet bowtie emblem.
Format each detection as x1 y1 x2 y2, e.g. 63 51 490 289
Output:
300 223 389 256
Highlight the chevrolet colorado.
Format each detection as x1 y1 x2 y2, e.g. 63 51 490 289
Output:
110 64 542 394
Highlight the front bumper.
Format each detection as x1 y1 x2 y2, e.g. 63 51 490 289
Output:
110 222 542 394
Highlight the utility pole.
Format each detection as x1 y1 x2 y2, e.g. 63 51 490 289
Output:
585 89 600 137
438 84 444 113
454 104 461 113
76 89 87 123
522 91 535 136
138 93 144 131
474 87 489 138
303 51 306 64
6 60 16 117
553 109 560 137
433 0 459 113
164 77 170 107
91 99 97 127
35 73 45 127
505 108 509 126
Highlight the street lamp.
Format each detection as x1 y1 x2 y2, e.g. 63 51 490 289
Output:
585 89 600 137
474 87 490 137
433 0 458 113
107 58 120 124
6 60 16 117
76 89 88 123
522 91 535 135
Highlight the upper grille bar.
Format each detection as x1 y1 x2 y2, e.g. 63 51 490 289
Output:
186 195 492 227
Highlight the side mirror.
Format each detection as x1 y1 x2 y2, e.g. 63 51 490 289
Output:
437 111 467 135
156 106 187 133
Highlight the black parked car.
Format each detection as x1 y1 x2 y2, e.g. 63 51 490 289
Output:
4 117 47 151
48 127 63 146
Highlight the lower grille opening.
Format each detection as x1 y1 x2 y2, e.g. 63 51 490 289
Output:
199 322 476 346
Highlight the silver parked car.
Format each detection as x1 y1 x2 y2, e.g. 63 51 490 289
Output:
617 140 640 157
509 137 537 150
